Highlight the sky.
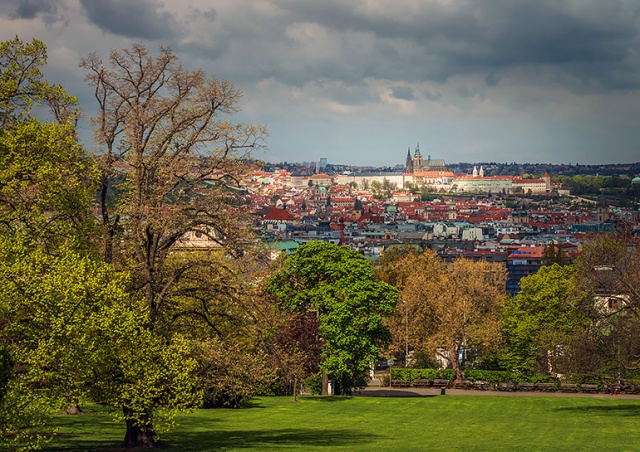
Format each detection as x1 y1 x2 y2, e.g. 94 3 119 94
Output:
1 0 640 167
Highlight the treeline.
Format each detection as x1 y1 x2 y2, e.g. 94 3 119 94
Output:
378 239 640 384
554 174 640 200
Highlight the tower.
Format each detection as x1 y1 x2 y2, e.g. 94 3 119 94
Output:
413 143 423 170
405 147 414 174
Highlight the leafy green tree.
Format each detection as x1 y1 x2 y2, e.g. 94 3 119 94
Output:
541 243 569 266
265 241 398 395
499 264 588 374
0 36 97 247
0 238 200 449
0 37 202 449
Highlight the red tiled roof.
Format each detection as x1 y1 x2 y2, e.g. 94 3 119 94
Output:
262 208 295 221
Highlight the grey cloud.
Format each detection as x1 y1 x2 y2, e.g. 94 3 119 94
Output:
10 0 56 19
270 0 640 91
423 89 442 102
485 73 500 87
80 0 177 40
391 86 414 101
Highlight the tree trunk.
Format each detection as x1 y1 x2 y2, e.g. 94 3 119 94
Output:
451 347 464 383
321 370 329 395
292 377 298 402
122 407 158 448
64 403 83 415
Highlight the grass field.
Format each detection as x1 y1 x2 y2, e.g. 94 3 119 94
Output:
46 395 640 451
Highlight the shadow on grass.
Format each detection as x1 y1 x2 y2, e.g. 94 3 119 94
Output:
554 404 640 416
301 396 354 402
169 427 382 450
356 389 438 398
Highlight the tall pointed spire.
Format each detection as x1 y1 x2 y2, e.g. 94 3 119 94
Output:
405 147 414 174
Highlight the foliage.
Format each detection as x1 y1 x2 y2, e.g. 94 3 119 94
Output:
80 43 267 445
194 339 275 408
0 36 100 450
571 237 640 377
0 36 78 126
390 368 456 384
387 250 506 382
375 244 423 287
0 238 201 449
0 36 97 248
499 264 588 374
389 368 563 387
265 241 398 395
541 243 569 266
267 311 323 400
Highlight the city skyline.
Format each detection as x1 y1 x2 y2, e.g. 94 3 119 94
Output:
1 0 639 167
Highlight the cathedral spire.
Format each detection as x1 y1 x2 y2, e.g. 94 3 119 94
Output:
405 147 414 174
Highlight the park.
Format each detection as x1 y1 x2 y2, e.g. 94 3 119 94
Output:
46 391 640 451
2 36 640 450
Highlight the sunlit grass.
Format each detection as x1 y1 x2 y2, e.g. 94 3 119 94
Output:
47 395 640 451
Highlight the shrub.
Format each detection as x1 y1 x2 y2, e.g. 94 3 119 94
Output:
391 368 455 384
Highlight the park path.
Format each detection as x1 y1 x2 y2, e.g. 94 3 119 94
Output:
357 386 640 399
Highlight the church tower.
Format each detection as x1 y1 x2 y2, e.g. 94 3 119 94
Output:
413 143 423 170
405 147 414 174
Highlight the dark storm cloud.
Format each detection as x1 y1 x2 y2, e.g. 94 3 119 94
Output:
272 0 640 90
10 0 56 19
80 0 177 40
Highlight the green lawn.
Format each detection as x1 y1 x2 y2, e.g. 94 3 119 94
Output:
46 395 640 451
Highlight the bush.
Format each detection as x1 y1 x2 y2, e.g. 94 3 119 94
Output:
390 368 455 384
195 340 277 408
303 373 323 395
389 368 563 387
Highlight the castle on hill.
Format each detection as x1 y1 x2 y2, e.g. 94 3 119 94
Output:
404 143 448 173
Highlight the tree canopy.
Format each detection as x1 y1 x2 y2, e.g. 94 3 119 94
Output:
387 250 506 382
499 264 588 374
0 36 96 247
266 241 398 395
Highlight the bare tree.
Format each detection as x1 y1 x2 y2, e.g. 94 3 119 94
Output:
80 43 267 447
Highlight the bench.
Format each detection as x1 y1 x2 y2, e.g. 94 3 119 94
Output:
454 380 472 389
621 382 640 394
518 382 534 391
473 380 491 390
432 379 450 388
537 383 556 391
560 383 578 393
412 379 430 388
498 382 516 392
391 379 408 388
581 384 599 393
